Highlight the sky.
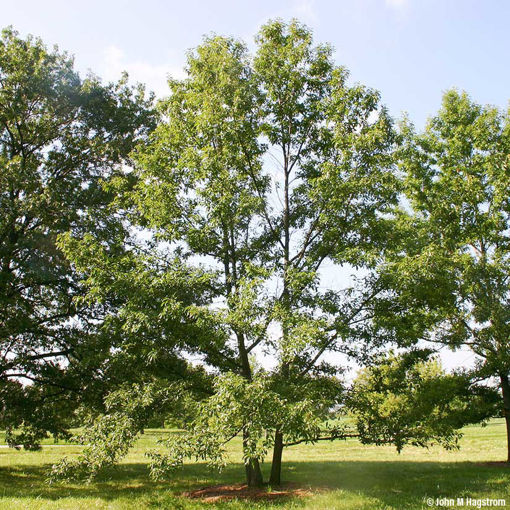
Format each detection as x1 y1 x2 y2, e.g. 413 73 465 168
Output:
3 0 510 129
3 0 506 374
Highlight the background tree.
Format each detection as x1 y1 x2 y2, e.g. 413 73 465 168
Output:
348 350 498 453
386 89 510 461
0 27 154 445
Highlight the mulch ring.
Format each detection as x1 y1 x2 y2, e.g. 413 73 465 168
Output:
182 482 315 503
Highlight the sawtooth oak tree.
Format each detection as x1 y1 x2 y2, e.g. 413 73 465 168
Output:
386 90 510 462
0 27 155 447
131 19 399 486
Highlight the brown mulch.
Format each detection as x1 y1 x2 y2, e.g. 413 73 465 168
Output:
182 482 315 503
478 461 510 467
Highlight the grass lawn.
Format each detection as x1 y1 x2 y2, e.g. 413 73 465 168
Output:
0 419 508 509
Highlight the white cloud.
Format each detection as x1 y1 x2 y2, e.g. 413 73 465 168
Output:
101 45 186 98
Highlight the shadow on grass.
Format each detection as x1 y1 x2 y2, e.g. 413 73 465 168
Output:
0 459 508 508
287 459 509 508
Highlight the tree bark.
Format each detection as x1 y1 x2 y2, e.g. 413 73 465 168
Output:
243 429 264 486
269 430 284 485
237 328 264 486
245 458 264 487
500 374 510 463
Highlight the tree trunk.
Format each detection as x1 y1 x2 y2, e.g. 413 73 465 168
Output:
243 425 264 486
269 430 284 485
500 374 510 463
245 458 264 487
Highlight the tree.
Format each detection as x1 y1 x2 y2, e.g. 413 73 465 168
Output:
126 19 399 486
349 350 498 453
0 27 155 445
388 89 510 461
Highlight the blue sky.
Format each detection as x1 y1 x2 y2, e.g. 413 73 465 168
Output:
3 0 510 128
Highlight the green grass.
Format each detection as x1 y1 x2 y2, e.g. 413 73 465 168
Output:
0 420 509 509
